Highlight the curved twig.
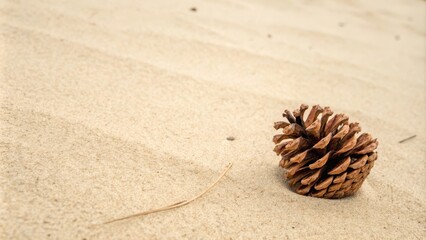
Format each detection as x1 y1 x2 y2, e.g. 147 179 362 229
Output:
103 162 233 224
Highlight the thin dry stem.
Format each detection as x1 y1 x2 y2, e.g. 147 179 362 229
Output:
103 162 233 224
398 135 416 143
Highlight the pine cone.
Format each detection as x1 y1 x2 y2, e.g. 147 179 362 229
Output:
273 104 378 199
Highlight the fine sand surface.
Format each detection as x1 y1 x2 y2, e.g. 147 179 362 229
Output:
1 0 425 239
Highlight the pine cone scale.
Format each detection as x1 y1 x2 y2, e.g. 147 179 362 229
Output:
332 172 347 184
349 155 368 169
315 176 333 190
328 156 351 175
308 155 327 169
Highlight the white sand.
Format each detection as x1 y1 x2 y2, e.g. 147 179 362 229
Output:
1 0 425 239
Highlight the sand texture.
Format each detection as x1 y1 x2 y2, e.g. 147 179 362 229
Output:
1 0 425 239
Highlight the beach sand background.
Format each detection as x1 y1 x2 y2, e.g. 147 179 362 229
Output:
1 0 425 239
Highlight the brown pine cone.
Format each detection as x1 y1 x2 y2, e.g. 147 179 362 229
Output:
273 104 378 199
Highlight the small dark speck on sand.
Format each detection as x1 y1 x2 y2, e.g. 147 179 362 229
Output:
267 34 272 38
190 7 197 12
338 22 345 27
395 35 400 40
226 137 235 141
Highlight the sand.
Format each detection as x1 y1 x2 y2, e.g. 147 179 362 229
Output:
1 0 425 239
